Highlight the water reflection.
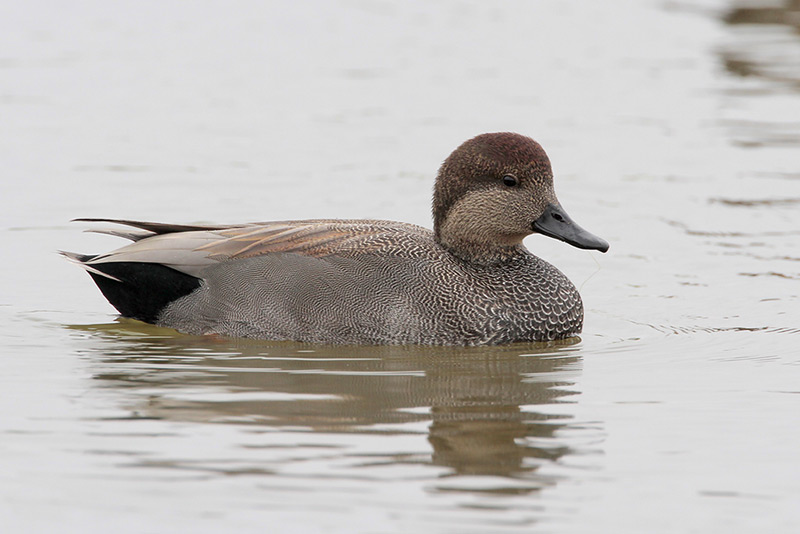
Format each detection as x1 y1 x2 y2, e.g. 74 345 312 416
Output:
714 0 800 151
722 0 800 85
725 0 800 31
69 320 583 492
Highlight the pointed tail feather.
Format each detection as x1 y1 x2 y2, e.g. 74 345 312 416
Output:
59 250 122 281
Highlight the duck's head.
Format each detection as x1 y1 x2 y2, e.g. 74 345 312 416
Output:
433 132 609 263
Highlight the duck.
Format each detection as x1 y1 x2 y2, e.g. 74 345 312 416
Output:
64 132 609 345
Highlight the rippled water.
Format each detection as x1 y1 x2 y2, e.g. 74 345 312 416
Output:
2 0 800 532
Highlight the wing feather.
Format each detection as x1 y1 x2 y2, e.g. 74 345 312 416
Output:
71 219 432 276
72 218 239 234
199 220 424 259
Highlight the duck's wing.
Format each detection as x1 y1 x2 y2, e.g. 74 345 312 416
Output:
197 219 429 260
66 219 431 278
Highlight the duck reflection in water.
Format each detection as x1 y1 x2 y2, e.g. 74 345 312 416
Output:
74 322 583 492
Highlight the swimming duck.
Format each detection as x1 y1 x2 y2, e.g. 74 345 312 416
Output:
64 132 608 345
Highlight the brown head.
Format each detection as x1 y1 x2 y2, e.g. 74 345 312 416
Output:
433 132 608 263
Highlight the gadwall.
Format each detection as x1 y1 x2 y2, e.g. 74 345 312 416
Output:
64 133 608 345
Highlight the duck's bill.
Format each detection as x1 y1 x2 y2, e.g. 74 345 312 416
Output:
532 203 609 253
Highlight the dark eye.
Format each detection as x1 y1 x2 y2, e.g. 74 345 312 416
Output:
502 175 518 187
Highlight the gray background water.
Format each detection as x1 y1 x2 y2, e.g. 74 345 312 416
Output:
2 0 799 532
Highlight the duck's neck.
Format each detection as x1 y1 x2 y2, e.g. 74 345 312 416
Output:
442 240 526 265
435 225 528 265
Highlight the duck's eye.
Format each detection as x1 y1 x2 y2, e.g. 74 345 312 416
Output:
502 175 518 187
